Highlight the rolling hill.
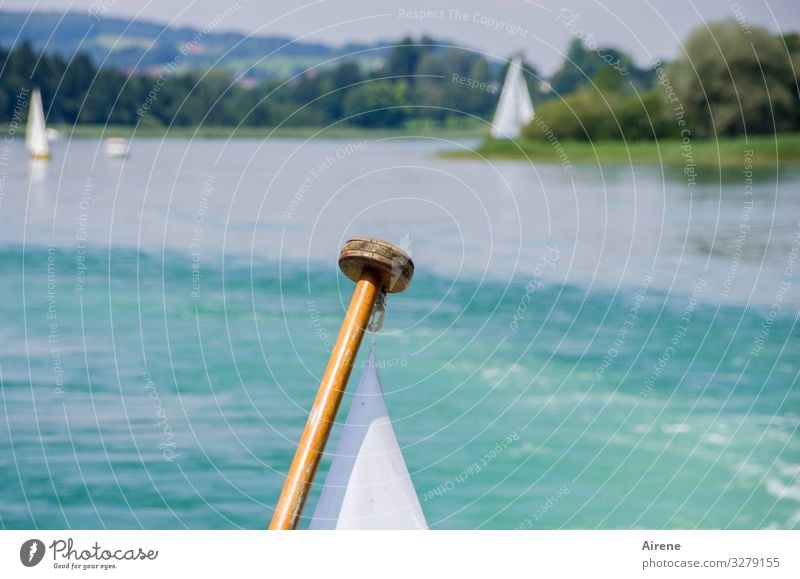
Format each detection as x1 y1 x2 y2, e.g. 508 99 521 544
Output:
0 9 391 80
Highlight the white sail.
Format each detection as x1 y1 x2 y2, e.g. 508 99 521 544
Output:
310 347 427 529
26 88 50 159
490 56 535 140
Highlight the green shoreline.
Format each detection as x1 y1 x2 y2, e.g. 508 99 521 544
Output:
45 125 800 167
443 133 800 167
50 123 487 140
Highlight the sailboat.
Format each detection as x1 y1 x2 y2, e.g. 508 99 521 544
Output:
490 55 535 140
310 346 427 529
26 88 50 159
104 138 129 159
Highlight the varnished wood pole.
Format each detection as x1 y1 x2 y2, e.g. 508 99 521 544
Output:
269 237 414 530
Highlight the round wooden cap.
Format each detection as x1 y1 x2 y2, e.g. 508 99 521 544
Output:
338 237 414 293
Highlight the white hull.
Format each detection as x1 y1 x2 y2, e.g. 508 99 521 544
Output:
104 138 129 158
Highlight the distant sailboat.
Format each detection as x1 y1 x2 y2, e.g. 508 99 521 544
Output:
104 138 129 159
26 88 50 159
490 55 535 140
309 347 427 529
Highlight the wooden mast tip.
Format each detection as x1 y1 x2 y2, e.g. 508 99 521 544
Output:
339 237 414 293
269 236 413 530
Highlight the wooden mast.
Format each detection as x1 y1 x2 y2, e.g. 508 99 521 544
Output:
269 237 414 530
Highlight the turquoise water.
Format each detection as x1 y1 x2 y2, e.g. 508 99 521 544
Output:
0 138 798 529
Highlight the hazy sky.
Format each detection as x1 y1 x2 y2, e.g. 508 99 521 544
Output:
2 0 798 73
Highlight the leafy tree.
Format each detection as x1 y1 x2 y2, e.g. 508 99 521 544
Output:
611 90 676 140
332 60 362 91
669 20 797 136
593 65 628 95
385 36 420 81
343 80 406 127
81 68 120 124
414 52 448 124
783 33 800 128
293 70 327 105
550 38 653 96
321 60 362 120
521 86 674 142
550 39 596 95
59 53 94 122
463 57 496 118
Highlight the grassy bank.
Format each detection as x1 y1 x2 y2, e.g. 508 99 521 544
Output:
45 124 800 166
52 122 486 140
444 133 800 166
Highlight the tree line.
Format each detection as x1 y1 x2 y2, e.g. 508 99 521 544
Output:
0 35 651 131
0 38 505 129
524 22 800 142
1 21 797 139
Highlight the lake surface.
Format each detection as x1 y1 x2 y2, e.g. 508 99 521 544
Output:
0 136 798 529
